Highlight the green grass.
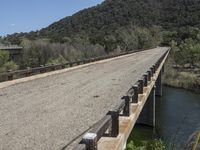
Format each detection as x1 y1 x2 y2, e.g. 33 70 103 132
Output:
163 57 200 93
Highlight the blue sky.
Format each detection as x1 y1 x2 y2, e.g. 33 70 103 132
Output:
0 0 104 36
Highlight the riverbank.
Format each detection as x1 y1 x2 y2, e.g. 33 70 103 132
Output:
163 57 200 93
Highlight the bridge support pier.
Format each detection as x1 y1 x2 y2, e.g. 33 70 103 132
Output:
155 71 162 97
136 86 156 127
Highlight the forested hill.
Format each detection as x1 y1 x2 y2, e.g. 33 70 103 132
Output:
5 0 200 44
39 0 159 40
1 0 199 93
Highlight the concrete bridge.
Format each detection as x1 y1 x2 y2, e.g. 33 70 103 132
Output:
0 47 170 150
0 45 23 61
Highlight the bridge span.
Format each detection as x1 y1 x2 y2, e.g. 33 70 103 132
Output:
0 47 170 150
0 45 23 61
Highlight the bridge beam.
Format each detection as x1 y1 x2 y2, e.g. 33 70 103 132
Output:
155 71 162 97
136 86 156 127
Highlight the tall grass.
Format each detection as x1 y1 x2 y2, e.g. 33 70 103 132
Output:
163 57 200 93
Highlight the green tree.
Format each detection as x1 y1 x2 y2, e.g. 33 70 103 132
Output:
116 27 139 51
104 35 117 53
161 31 177 46
46 55 67 65
135 27 153 49
180 38 200 67
0 51 9 66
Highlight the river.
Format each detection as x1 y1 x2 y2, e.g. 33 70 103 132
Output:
128 86 200 148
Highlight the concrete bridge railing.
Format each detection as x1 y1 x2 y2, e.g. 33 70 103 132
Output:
73 48 170 150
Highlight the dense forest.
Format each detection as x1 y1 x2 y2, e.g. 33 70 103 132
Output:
4 0 200 43
0 0 200 92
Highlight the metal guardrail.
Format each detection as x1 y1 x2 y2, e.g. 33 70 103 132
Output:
73 48 170 150
0 48 150 82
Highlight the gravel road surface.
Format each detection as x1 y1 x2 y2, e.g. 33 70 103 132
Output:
0 47 168 150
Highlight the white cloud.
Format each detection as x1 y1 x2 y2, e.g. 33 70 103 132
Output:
11 24 15 26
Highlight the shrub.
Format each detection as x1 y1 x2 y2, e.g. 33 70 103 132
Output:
0 61 18 72
126 139 166 150
0 51 18 73
46 55 67 65
0 50 9 66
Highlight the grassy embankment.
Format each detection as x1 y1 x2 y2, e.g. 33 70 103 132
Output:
163 56 200 93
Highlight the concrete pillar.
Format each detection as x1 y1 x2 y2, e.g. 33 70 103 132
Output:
136 86 156 127
155 71 162 97
82 133 97 150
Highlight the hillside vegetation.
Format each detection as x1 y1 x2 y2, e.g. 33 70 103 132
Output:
0 51 18 72
5 0 200 43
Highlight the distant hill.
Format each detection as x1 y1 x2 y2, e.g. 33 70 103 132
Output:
38 0 159 40
5 0 200 44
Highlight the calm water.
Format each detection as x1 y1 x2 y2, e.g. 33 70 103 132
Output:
129 86 200 147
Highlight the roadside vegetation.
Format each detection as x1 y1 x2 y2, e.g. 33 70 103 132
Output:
162 27 200 93
126 139 166 150
1 32 200 93
163 57 200 93
1 26 199 92
0 26 162 69
18 38 106 68
0 51 18 73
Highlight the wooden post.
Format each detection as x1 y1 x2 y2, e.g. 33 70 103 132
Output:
143 74 148 87
155 62 159 70
150 67 154 75
132 85 139 103
123 96 130 116
108 110 119 137
61 65 65 69
153 65 156 74
147 71 151 81
7 74 13 81
138 79 143 94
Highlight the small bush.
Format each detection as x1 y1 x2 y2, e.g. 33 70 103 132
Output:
126 139 166 150
126 141 145 150
0 51 18 73
146 139 166 150
0 61 18 72
46 55 67 65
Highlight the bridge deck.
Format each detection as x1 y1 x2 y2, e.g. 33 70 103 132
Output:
0 47 168 150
